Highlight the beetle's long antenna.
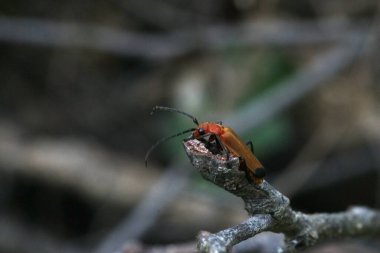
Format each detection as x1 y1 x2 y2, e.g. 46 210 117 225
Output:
151 106 199 125
145 128 196 167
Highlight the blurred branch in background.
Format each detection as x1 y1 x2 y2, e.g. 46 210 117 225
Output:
225 36 366 132
273 123 348 197
0 122 159 207
95 163 191 253
276 146 377 195
0 17 368 60
0 121 245 252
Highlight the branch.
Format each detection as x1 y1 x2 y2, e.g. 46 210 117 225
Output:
0 17 367 60
183 139 380 253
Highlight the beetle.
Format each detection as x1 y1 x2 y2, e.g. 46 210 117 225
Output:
145 106 266 184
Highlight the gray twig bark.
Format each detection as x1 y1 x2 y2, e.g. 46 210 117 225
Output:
183 139 380 253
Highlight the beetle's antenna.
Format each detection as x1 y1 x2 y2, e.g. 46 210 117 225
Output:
151 106 199 125
145 128 196 167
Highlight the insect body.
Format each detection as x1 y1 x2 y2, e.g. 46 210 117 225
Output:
193 122 266 184
145 106 266 184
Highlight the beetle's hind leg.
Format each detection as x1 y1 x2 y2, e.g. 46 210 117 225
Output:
246 140 254 154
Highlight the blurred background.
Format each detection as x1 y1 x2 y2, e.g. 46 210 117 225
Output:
0 1 379 253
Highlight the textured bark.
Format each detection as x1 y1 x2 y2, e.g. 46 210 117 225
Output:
183 139 380 253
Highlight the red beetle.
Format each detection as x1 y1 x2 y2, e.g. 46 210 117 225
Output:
145 106 266 184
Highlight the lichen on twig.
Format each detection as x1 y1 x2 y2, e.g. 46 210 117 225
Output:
183 139 380 253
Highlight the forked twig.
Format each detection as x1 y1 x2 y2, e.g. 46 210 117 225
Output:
184 139 380 253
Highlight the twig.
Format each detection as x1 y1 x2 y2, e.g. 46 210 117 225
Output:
118 233 285 253
184 139 380 253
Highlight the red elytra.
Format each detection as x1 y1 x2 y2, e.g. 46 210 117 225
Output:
145 106 266 184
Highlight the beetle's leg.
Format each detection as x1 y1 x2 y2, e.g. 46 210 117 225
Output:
193 133 230 159
211 134 230 160
192 132 212 144
190 132 231 161
246 140 254 154
191 133 218 154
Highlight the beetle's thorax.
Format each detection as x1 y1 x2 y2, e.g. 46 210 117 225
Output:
193 122 224 138
202 122 224 135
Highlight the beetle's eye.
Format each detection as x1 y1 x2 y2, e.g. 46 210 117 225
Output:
198 128 205 135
